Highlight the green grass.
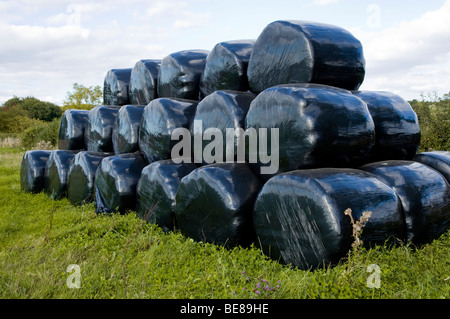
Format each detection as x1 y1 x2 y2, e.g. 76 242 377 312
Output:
0 147 449 299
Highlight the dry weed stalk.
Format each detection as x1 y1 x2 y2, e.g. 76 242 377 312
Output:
344 208 372 251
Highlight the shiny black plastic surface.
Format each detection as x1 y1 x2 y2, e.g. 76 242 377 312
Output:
103 68 132 106
191 90 255 164
112 104 145 154
245 84 375 179
58 109 90 150
247 20 365 94
20 150 52 193
136 159 197 232
200 40 255 97
139 98 197 163
94 152 147 214
413 151 450 183
67 151 112 206
129 59 161 105
253 168 403 269
157 50 209 100
175 163 263 247
86 105 121 152
353 90 421 162
44 150 78 199
361 160 450 245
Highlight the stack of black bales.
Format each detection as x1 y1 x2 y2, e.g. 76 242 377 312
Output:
19 20 449 270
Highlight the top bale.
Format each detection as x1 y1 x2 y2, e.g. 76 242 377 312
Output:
103 68 132 106
129 59 161 105
157 50 209 101
200 40 255 97
247 20 365 94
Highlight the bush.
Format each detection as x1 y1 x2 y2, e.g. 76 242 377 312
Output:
19 98 62 122
1 96 62 134
21 118 60 149
2 96 61 122
0 106 44 133
0 114 43 134
410 93 450 152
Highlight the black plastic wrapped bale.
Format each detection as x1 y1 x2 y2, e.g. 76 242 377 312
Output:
245 84 375 179
58 109 90 150
199 40 255 97
20 150 52 193
413 151 450 183
353 91 421 162
361 160 450 245
175 163 263 247
252 168 403 270
86 105 121 152
112 104 145 154
67 151 112 206
157 50 209 100
139 98 197 163
247 20 365 94
136 160 197 232
103 68 132 106
190 90 256 164
44 150 78 200
129 59 161 105
94 152 147 214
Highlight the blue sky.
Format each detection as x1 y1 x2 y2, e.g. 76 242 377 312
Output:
1 0 449 104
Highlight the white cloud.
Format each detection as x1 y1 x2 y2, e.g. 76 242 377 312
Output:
0 0 448 105
313 0 338 6
352 0 450 99
0 0 213 104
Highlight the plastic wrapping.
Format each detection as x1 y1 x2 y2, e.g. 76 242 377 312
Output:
253 168 403 269
103 68 132 106
20 150 52 193
247 20 365 94
361 160 450 245
191 90 256 164
139 98 197 163
136 159 197 232
112 104 146 154
174 163 263 247
67 151 112 206
58 109 90 150
245 84 375 179
129 59 161 105
86 105 121 152
157 50 209 100
353 91 421 162
44 150 78 199
413 151 450 183
199 40 255 97
94 152 147 214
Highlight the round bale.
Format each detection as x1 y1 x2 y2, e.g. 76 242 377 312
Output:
136 159 197 232
247 20 365 94
253 168 403 270
67 151 112 206
175 163 263 247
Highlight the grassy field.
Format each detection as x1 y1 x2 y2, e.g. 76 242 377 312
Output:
0 146 449 299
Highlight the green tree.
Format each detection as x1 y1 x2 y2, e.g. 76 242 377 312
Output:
63 83 102 110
